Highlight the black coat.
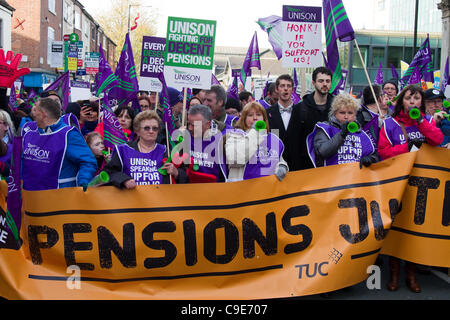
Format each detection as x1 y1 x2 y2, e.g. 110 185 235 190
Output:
267 102 303 171
296 92 334 170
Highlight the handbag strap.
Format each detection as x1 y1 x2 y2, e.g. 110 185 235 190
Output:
398 121 409 144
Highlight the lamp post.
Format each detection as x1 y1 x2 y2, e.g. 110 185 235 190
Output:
413 0 419 53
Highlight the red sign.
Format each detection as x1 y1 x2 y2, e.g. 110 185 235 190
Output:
63 34 70 41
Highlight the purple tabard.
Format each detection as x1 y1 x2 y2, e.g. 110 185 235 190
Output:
243 133 284 180
307 122 375 167
190 134 226 182
22 126 73 191
382 115 432 146
0 143 12 164
116 143 165 185
257 99 271 109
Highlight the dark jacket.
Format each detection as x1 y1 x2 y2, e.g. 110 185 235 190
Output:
297 92 334 169
267 102 302 171
104 139 189 188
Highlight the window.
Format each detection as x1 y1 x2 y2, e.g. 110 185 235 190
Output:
103 36 106 50
47 27 55 65
75 11 81 30
352 45 368 68
64 2 73 25
378 0 385 11
387 47 403 68
371 47 385 67
97 32 100 46
83 18 89 36
48 0 56 15
0 19 3 49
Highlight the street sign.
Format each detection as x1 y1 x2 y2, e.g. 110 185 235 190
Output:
63 34 70 41
70 32 79 43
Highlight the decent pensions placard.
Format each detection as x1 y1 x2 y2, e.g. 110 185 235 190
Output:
0 145 448 300
164 17 216 90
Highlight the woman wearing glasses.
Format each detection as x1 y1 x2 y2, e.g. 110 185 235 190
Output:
104 110 188 188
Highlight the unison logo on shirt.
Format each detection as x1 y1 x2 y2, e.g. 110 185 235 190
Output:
23 143 50 161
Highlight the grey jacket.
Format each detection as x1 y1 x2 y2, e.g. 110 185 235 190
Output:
313 116 379 167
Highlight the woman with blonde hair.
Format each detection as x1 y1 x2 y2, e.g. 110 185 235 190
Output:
225 101 288 182
307 93 378 168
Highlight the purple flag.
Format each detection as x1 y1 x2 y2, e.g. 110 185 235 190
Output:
323 0 355 94
96 44 118 97
257 16 283 60
402 36 434 84
390 64 399 79
262 72 271 99
108 33 139 106
158 73 177 141
408 66 422 85
2 136 23 248
227 76 239 101
43 71 70 111
375 62 383 85
240 32 261 86
101 104 128 150
8 84 17 111
441 57 449 92
211 74 221 86
292 68 301 104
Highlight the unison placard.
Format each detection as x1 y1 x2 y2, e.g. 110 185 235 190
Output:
164 17 216 89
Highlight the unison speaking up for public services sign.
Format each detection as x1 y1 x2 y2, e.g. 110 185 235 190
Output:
164 17 216 90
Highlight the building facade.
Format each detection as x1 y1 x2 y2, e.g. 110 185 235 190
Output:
0 1 14 52
343 30 442 93
9 0 116 91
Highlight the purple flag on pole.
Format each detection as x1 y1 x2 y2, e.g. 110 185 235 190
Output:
240 32 261 86
1 136 23 248
257 16 283 60
227 76 239 101
402 36 434 84
441 57 449 92
43 71 70 111
158 73 177 140
8 84 17 111
408 66 422 85
390 64 399 80
292 68 301 104
375 62 383 85
211 74 221 86
101 104 128 150
96 44 118 97
108 33 139 106
323 0 355 94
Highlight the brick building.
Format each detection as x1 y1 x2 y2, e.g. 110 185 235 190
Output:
9 0 116 91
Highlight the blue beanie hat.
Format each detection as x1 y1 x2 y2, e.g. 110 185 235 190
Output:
167 87 183 107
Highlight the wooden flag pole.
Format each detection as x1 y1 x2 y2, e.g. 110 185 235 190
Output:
155 92 159 110
354 39 383 117
181 87 187 128
165 122 172 185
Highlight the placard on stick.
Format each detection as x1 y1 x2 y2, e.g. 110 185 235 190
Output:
282 5 322 68
164 17 216 90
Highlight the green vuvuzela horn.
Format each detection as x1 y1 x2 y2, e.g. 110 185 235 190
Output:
409 108 421 120
347 121 359 133
254 120 266 131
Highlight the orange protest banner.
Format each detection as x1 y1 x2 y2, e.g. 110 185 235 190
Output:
0 146 447 300
381 144 450 267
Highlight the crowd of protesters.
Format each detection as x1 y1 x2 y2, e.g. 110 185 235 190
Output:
1 49 449 296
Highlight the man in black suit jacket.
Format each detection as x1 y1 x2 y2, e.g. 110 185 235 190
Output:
266 74 303 171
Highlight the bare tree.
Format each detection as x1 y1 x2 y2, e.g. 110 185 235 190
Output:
94 0 159 77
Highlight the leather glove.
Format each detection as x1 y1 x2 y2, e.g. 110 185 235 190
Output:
359 156 374 169
0 50 30 88
408 139 423 151
340 121 350 138
274 164 287 182
82 184 88 192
